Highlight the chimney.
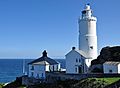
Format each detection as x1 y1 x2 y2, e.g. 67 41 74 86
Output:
42 50 47 57
72 47 76 50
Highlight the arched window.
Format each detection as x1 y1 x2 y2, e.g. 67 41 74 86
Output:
76 58 78 62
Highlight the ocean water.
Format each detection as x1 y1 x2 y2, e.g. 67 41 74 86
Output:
0 59 65 83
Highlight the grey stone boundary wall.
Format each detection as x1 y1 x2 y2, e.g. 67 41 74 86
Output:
21 72 120 85
46 72 120 83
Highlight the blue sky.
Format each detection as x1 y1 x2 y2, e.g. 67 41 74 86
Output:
0 0 120 59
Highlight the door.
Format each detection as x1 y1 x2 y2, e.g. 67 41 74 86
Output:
78 66 82 73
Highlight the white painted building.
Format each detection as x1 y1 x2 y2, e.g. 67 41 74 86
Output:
103 61 120 74
66 47 89 74
28 50 60 79
66 4 97 74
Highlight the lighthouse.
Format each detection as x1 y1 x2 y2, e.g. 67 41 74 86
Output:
66 4 98 74
78 4 97 60
78 4 97 68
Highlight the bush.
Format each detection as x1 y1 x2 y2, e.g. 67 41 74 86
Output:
91 67 103 73
0 83 4 88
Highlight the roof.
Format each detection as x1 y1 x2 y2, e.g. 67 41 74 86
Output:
104 61 120 66
28 57 59 65
65 47 90 59
77 50 88 58
28 50 59 65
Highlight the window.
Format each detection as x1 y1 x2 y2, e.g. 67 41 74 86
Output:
41 73 44 79
109 70 112 73
90 46 93 49
75 68 77 72
56 65 58 71
53 65 54 71
42 73 43 77
76 58 78 62
31 72 34 77
49 66 51 72
37 74 39 78
82 11 86 14
31 65 34 70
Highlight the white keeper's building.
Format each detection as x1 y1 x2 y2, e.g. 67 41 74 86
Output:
28 50 60 79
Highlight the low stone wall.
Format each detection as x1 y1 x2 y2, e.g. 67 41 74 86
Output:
46 72 120 83
22 75 45 86
46 72 87 83
22 73 120 85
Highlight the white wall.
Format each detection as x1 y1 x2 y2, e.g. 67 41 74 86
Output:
78 5 97 60
28 63 61 79
85 58 94 69
28 64 45 79
103 64 118 74
118 64 120 74
45 64 50 71
66 50 85 74
49 64 60 71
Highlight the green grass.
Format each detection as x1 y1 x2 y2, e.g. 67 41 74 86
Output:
76 77 120 88
89 77 120 85
0 83 4 88
88 77 120 85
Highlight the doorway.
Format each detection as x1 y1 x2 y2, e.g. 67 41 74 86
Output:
78 66 82 73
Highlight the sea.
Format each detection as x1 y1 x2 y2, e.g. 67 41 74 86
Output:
0 59 65 83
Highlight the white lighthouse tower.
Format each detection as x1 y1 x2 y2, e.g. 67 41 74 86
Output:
78 4 97 67
66 4 97 74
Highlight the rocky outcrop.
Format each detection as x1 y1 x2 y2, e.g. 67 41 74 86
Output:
91 46 120 65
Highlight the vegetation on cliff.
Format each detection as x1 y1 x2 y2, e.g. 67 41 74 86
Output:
91 46 120 65
26 77 120 88
3 77 120 88
0 84 4 88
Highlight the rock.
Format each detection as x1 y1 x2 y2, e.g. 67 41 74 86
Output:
91 46 120 65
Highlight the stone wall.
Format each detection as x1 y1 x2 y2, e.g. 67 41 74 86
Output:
46 72 120 83
22 73 120 85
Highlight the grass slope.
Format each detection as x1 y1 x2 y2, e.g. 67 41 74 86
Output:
74 77 120 88
0 84 4 88
96 77 120 85
27 77 120 88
